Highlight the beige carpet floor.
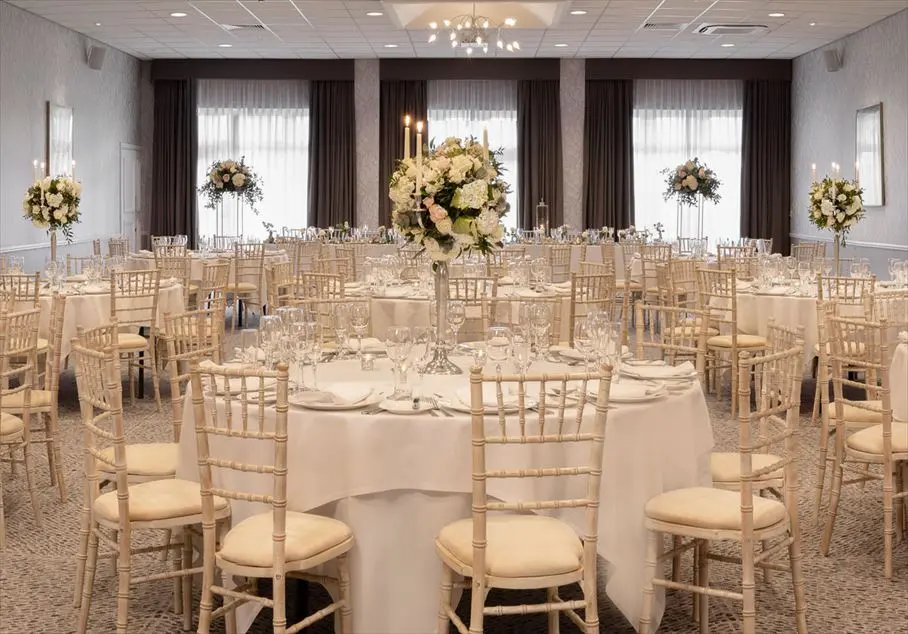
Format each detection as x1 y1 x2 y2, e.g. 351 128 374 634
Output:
1 359 906 633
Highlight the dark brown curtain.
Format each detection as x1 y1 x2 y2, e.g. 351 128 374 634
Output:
379 80 427 225
582 80 635 230
517 80 562 229
308 80 356 228
151 79 197 246
741 79 792 254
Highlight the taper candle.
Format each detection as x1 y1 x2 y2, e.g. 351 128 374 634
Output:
854 161 860 187
33 159 38 181
482 125 489 163
811 163 816 182
71 160 76 180
415 121 424 206
40 160 45 177
404 115 411 161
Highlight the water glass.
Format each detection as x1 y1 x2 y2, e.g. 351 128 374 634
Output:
385 326 413 399
573 322 596 370
259 315 283 367
512 335 533 374
470 342 488 369
238 328 259 364
448 300 466 344
487 326 512 373
348 302 370 358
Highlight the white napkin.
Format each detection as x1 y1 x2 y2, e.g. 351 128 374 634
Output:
347 337 385 353
622 360 696 379
513 287 543 298
754 286 791 296
454 384 517 409
588 381 663 401
293 383 373 406
79 283 109 294
898 331 908 344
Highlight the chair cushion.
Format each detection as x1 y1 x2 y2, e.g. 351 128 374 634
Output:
645 486 787 531
0 412 24 437
0 389 53 410
831 401 883 424
117 333 149 350
707 334 767 349
710 452 784 483
436 515 582 578
36 337 49 352
92 479 228 523
219 511 352 568
846 423 908 454
97 443 178 478
233 282 258 292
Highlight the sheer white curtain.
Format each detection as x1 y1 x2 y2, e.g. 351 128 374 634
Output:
427 80 519 232
633 79 743 241
197 79 309 240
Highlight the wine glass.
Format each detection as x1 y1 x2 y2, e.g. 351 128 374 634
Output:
797 262 811 294
512 334 533 374
348 302 370 360
411 326 432 371
448 300 466 344
470 342 488 369
238 328 259 364
487 326 512 374
303 322 322 390
259 315 283 367
529 303 553 358
573 322 596 371
385 326 412 399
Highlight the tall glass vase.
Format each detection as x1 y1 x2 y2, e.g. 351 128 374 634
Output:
50 230 57 262
833 231 841 276
421 261 462 375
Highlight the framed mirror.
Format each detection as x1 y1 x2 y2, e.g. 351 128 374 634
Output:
46 102 73 178
855 103 883 206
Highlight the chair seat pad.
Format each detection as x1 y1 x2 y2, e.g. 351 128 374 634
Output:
436 515 582 578
846 423 908 454
117 333 149 350
188 283 200 293
36 337 49 352
832 401 883 424
645 486 787 531
233 282 258 292
97 443 178 477
710 452 784 483
219 511 352 568
0 389 54 410
93 479 228 523
0 412 24 437
707 334 767 349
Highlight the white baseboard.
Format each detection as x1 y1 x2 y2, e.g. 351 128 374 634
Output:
0 237 96 254
789 233 908 252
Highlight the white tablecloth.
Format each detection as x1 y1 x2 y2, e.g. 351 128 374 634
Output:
176 357 713 633
891 339 907 422
21 283 185 368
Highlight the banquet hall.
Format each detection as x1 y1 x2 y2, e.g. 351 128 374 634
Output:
1 1 907 633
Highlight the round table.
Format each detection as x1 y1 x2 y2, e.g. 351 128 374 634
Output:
176 357 714 633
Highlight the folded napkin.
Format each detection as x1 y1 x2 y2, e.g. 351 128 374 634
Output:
377 286 412 299
899 331 908 344
293 383 373 406
621 360 696 379
753 286 791 296
347 337 385 353
588 380 664 401
548 281 573 289
455 385 517 409
512 287 544 298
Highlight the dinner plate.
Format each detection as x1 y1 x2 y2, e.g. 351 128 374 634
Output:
289 384 382 410
588 380 667 403
379 398 435 415
620 362 697 382
443 385 537 414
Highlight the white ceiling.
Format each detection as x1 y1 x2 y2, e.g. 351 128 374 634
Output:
8 0 908 60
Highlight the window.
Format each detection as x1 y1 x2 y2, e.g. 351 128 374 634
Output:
197 79 309 239
633 79 743 241
428 80 519 232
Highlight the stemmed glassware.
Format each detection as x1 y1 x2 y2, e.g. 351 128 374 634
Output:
512 334 533 374
448 300 466 345
385 326 412 400
573 322 596 371
486 326 512 374
303 321 322 390
238 329 259 364
348 302 370 362
259 315 283 367
797 262 811 294
529 303 552 358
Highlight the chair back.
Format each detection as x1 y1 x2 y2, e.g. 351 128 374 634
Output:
290 241 321 273
265 261 294 309
817 275 875 307
110 269 161 332
92 239 102 256
449 276 496 301
633 301 708 380
697 267 738 335
291 297 369 346
0 273 41 308
466 364 612 581
164 308 222 441
546 245 572 283
291 272 344 300
213 235 240 251
66 255 95 277
41 293 66 390
865 290 908 341
569 273 617 345
154 248 191 305
487 296 563 347
317 257 353 282
664 259 702 309
108 237 129 257
792 242 826 262
0 308 40 420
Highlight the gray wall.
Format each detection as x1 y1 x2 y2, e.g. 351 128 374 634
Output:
0 0 144 270
791 10 908 273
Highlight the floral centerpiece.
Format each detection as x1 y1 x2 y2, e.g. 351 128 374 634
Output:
23 176 82 260
199 157 263 236
662 158 721 206
808 176 864 273
390 136 508 263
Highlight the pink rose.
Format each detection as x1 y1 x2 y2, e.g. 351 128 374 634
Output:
428 204 447 223
423 196 435 208
222 174 230 182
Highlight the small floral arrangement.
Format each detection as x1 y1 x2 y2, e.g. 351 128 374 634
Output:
390 136 508 262
22 176 82 240
262 221 276 244
653 222 665 241
617 225 638 241
199 156 263 213
662 158 721 207
808 177 864 245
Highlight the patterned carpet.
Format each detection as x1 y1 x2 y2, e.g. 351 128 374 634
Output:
1 361 906 633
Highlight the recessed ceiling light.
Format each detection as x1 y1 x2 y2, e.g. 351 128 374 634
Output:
768 12 785 17
721 43 735 47
218 43 232 48
569 10 587 15
554 43 569 47
503 17 517 26
366 11 383 17
809 22 817 26
383 44 399 48
170 12 187 17
94 22 101 26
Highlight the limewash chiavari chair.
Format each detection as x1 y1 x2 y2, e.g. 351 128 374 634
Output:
92 238 102 256
817 274 876 307
639 345 808 634
865 289 908 340
0 307 43 547
792 242 826 262
697 268 767 417
290 240 321 274
265 260 294 311
291 272 345 300
820 315 907 579
213 235 240 251
640 243 673 304
675 237 708 257
290 297 369 348
317 256 354 282
569 273 617 346
72 325 230 633
663 259 703 311
189 361 354 634
108 237 129 257
337 243 368 279
66 254 96 277
230 242 266 330
435 364 613 634
154 247 192 306
487 296 564 347
0 272 41 307
110 269 163 410
0 294 66 501
633 301 708 380
449 276 497 301
579 260 612 276
547 244 573 283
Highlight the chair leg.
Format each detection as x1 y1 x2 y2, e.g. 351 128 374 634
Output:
0 468 5 549
469 575 486 634
671 536 682 581
20 441 42 529
73 482 92 607
788 529 808 634
820 446 845 556
182 529 193 631
546 587 561 634
172 532 182 614
813 420 832 526
337 552 353 634
160 529 173 561
115 528 133 634
883 461 894 580
47 410 66 501
77 529 100 634
698 539 709 634
273 567 287 634
638 530 660 634
197 530 215 634
148 341 162 412
582 567 599 634
437 564 453 634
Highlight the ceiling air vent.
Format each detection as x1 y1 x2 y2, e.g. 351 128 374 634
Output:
643 22 688 32
696 23 768 35
220 24 267 32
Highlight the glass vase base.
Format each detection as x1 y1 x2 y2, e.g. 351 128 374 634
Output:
422 348 463 375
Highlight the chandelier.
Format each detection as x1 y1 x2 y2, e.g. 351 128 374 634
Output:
427 5 520 55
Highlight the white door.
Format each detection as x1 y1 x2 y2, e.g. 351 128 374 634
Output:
120 143 141 251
